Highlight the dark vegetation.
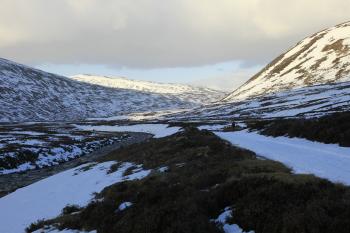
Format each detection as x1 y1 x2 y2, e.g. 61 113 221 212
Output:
247 111 350 146
27 128 350 233
61 205 82 215
0 150 38 170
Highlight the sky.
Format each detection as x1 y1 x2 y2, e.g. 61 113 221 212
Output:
1 0 350 91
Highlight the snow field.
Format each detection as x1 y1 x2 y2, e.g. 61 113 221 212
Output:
0 161 151 233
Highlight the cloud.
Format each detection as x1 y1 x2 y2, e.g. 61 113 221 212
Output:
1 0 350 68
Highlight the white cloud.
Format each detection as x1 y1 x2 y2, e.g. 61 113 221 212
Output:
1 0 349 68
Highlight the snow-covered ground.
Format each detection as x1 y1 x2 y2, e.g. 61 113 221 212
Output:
215 130 350 185
2 123 350 232
198 124 230 131
73 124 181 138
0 125 127 174
0 161 150 233
169 81 350 121
214 207 254 233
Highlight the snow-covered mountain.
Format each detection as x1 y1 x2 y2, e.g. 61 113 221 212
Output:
71 74 225 105
0 58 225 122
224 21 350 101
168 80 350 121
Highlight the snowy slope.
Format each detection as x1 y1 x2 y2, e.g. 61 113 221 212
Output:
224 21 350 101
0 161 150 233
0 58 225 122
71 74 224 104
168 80 350 120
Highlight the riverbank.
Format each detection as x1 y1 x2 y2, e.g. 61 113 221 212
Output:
0 132 152 197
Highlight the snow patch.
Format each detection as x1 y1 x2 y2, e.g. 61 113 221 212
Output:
73 124 180 138
158 166 169 172
0 161 151 233
198 124 229 131
118 202 133 211
213 207 254 233
215 130 350 185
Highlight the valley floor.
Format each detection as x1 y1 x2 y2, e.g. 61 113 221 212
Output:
2 123 350 233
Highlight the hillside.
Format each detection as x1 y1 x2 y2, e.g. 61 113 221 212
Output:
71 74 224 105
0 58 224 122
224 21 350 101
168 80 350 121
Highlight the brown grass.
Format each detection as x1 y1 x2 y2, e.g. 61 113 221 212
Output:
27 128 350 233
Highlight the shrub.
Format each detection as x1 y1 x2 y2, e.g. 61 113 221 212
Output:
26 128 350 233
247 111 350 146
62 205 82 215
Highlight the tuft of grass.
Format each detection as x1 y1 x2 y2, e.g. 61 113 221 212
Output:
74 163 96 174
122 165 139 177
107 162 122 174
62 205 82 215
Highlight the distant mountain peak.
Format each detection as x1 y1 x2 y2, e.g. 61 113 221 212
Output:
224 21 350 101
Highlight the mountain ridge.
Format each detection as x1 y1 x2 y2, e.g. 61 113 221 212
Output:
224 21 350 101
71 74 225 105
0 58 225 122
72 74 223 91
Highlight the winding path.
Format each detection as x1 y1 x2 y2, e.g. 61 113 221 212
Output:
215 130 350 185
